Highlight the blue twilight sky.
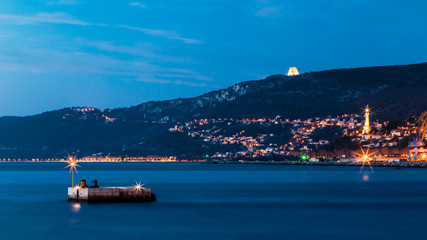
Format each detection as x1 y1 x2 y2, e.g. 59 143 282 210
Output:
0 0 426 116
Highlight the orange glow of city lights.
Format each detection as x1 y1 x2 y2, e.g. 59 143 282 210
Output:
422 153 427 160
355 146 376 173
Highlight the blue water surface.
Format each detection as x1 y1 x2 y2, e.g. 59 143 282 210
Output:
0 162 426 240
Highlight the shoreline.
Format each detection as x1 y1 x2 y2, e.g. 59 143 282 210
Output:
0 160 425 169
203 160 427 168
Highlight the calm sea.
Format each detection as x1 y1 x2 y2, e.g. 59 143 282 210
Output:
0 162 426 239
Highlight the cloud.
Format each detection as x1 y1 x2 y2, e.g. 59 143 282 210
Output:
0 41 210 87
0 12 89 25
79 39 198 63
136 77 207 87
129 2 146 8
255 7 281 18
117 25 202 44
0 34 15 39
47 0 82 5
0 12 201 44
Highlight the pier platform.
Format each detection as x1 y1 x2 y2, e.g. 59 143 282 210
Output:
68 187 156 202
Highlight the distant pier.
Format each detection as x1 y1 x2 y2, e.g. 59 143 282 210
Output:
68 187 156 203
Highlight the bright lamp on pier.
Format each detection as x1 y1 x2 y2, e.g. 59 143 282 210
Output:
65 154 80 187
134 181 144 192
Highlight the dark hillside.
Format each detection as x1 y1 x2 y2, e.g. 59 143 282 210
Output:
0 62 426 158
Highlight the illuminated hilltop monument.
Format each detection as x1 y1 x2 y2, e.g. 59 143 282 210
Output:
363 105 371 134
360 105 372 141
287 67 299 76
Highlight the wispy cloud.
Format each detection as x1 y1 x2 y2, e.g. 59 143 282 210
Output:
117 25 202 44
47 0 83 5
79 39 198 63
0 34 15 39
0 12 201 44
0 41 210 87
136 77 207 87
255 7 281 18
0 12 90 25
129 2 146 8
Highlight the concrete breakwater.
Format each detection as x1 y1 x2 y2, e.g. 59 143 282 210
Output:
68 187 156 202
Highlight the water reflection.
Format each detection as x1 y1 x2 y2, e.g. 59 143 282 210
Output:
70 203 81 213
362 174 369 182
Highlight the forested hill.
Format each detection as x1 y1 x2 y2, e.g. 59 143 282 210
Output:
0 62 426 158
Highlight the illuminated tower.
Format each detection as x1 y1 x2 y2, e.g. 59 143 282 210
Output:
363 105 370 134
287 67 299 76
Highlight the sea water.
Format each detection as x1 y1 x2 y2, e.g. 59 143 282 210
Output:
0 162 426 239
